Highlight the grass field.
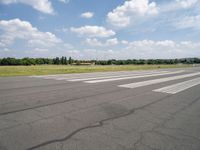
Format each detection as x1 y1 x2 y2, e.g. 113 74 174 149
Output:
0 64 194 77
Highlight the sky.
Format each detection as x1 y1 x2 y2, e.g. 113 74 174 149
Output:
0 0 200 59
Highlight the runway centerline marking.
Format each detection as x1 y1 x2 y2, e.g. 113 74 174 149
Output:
153 77 200 94
118 71 200 89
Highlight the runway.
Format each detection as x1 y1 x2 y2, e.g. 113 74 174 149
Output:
0 67 200 150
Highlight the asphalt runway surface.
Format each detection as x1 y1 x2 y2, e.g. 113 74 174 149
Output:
0 67 200 150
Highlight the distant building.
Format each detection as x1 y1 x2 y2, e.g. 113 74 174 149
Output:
72 62 95 66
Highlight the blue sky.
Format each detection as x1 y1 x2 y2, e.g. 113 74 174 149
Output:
0 0 200 59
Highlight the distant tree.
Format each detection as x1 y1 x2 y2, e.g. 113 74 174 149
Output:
64 57 67 65
61 56 65 65
68 57 73 65
0 57 200 66
1 58 10 65
35 58 43 65
52 57 60 65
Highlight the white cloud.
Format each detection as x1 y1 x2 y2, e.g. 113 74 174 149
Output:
161 0 199 12
85 38 119 47
121 40 199 59
3 48 10 52
107 0 159 27
62 49 116 60
125 40 176 49
81 12 94 19
70 26 116 38
56 40 200 60
69 40 200 59
0 19 77 58
106 38 119 46
121 40 129 44
85 38 103 47
174 15 200 29
34 48 49 52
0 18 62 49
58 0 69 4
0 0 54 14
175 0 198 9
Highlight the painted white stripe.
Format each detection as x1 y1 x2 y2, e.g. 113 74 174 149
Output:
42 70 168 80
118 72 200 89
85 70 184 83
68 71 169 82
54 71 154 80
153 77 200 94
30 72 111 78
37 70 155 80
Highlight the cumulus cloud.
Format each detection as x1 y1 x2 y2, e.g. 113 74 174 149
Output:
121 40 129 44
70 26 116 38
85 38 103 47
81 12 94 19
0 19 116 58
161 0 199 12
34 48 49 52
61 40 200 60
62 41 200 60
0 0 54 14
157 0 200 31
60 49 116 60
174 15 200 29
107 0 159 27
175 0 198 9
0 19 78 58
120 40 199 59
106 38 119 46
58 0 69 4
0 18 62 49
85 38 119 47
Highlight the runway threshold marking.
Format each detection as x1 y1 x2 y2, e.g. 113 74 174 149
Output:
42 72 129 79
153 77 200 94
54 71 161 81
51 71 170 80
118 72 200 89
68 71 169 82
30 70 157 80
30 71 132 79
85 70 184 83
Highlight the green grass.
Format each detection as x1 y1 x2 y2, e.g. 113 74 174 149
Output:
0 64 193 77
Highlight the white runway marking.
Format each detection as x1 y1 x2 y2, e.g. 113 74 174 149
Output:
118 72 200 88
68 71 169 82
153 77 200 94
54 71 160 80
31 70 160 80
85 70 184 83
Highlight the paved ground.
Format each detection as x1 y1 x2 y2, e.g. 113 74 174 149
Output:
0 67 200 150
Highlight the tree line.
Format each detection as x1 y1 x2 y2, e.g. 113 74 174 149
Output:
0 57 200 66
0 57 73 66
94 58 200 65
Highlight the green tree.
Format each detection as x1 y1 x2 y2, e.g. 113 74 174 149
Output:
68 57 73 65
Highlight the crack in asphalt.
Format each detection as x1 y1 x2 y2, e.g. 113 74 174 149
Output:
0 90 154 132
26 95 172 150
132 95 200 149
0 83 155 117
0 88 125 116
